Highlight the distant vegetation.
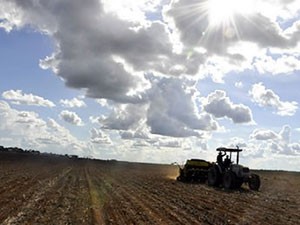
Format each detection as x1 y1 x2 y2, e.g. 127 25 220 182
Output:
0 145 118 162
0 145 79 159
0 145 40 154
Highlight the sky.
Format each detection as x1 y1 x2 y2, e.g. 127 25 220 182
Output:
0 0 300 171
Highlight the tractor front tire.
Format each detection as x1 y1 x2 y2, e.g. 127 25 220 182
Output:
249 174 260 191
223 171 236 190
208 166 221 187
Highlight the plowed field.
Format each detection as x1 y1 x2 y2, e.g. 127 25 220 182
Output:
0 153 299 225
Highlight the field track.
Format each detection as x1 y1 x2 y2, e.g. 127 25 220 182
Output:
0 152 299 225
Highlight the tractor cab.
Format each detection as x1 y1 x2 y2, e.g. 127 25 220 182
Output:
216 146 243 169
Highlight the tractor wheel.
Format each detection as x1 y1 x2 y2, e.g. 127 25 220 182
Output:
249 174 260 191
198 174 207 183
186 171 194 182
223 171 236 190
235 178 243 189
208 166 221 187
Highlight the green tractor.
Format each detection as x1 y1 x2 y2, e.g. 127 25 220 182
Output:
176 159 212 182
208 147 261 191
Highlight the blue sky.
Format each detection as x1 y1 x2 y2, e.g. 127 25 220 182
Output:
0 0 300 171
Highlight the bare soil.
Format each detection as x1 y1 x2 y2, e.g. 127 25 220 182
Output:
0 152 299 225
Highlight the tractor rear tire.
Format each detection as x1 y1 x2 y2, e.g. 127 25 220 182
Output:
208 166 221 187
249 174 260 191
223 171 236 189
235 178 243 189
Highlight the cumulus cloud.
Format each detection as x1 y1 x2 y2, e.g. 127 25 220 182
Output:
102 0 161 23
91 76 219 138
165 0 300 53
290 143 300 152
0 100 86 155
154 139 182 148
131 136 186 149
250 129 279 140
146 76 218 137
0 100 46 132
43 118 88 154
2 90 55 107
254 54 300 75
89 115 106 124
90 128 111 145
203 90 254 123
60 97 86 108
249 83 298 116
163 0 300 81
0 0 183 103
120 127 150 140
249 125 300 155
59 110 84 126
234 81 243 88
95 99 109 108
0 0 207 107
132 140 151 147
99 103 146 130
1 0 300 88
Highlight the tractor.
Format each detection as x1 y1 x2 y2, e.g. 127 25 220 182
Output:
208 147 261 190
176 159 212 182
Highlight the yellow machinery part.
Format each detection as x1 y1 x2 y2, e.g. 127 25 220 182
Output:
186 160 210 167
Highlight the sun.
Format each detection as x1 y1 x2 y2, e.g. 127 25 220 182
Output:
207 0 255 26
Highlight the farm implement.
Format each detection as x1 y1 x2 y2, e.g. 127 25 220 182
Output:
176 147 261 191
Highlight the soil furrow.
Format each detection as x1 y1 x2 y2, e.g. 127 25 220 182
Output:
0 155 299 225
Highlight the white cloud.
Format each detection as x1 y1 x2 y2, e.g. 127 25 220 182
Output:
132 140 151 147
165 0 300 52
0 0 205 105
2 90 55 107
0 100 87 155
120 127 150 140
290 143 300 152
0 1 25 32
59 110 84 126
60 97 86 108
102 0 161 23
254 54 300 75
163 0 300 81
0 100 46 133
154 139 182 148
234 81 243 88
90 76 219 138
39 53 59 73
100 103 146 130
146 76 218 137
90 128 112 145
249 125 300 156
203 90 254 124
89 115 106 124
249 83 298 116
0 19 14 32
250 129 279 140
95 99 109 108
1 0 300 88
